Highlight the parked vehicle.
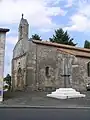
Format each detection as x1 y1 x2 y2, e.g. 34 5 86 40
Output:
86 83 90 91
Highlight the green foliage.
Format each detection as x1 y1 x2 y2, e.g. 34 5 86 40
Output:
32 34 42 41
4 74 11 90
49 28 77 46
84 40 90 49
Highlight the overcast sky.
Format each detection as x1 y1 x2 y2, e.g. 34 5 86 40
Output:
0 0 90 76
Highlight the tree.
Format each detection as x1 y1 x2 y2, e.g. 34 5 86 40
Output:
4 74 11 90
84 40 90 49
49 28 77 46
31 34 42 41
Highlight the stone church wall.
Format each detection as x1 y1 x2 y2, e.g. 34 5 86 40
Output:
28 42 90 91
36 44 57 91
72 57 90 91
26 41 37 90
12 40 90 92
12 54 27 90
35 44 75 91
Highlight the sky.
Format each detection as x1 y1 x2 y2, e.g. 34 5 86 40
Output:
0 0 90 76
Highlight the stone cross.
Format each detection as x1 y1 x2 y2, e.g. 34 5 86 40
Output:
62 56 70 88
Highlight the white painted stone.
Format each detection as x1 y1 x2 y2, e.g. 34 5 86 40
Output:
0 97 3 102
47 88 86 99
0 33 7 102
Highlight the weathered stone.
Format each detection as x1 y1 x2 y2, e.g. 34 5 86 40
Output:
12 15 90 92
0 28 9 101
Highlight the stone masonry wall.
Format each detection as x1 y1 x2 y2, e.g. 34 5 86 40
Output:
12 54 27 90
36 44 57 91
36 44 75 91
26 41 37 90
72 57 90 91
33 43 90 91
12 40 90 92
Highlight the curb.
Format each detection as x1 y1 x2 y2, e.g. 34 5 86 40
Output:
0 105 90 109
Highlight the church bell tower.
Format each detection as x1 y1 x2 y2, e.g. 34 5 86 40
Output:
18 14 29 41
18 14 29 53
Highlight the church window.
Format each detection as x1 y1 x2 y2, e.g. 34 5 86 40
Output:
45 66 49 77
87 62 90 77
18 67 22 74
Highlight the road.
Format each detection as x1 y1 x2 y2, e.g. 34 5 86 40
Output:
0 108 90 120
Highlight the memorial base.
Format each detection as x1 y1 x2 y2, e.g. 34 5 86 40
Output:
47 88 85 99
0 96 3 102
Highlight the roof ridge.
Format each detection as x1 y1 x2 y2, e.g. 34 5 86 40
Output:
32 40 90 53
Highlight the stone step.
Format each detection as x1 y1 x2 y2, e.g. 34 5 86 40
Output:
47 88 86 99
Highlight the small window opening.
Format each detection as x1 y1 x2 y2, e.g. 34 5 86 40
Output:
87 62 90 77
46 66 49 76
18 68 22 74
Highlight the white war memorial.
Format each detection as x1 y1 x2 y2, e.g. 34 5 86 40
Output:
0 28 9 101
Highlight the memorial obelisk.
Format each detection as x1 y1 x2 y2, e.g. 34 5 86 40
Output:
0 28 9 101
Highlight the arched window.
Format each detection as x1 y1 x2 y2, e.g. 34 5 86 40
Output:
87 62 90 77
45 66 49 77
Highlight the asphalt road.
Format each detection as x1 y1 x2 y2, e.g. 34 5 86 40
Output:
0 108 90 120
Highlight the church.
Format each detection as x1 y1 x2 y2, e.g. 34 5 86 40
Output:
11 15 90 92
